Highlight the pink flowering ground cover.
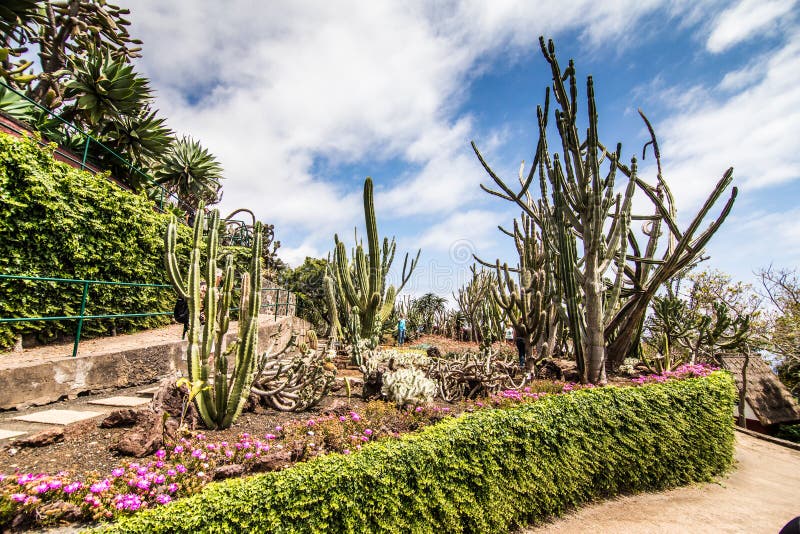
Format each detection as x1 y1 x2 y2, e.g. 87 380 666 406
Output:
0 367 718 530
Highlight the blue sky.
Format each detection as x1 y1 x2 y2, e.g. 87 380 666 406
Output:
128 0 800 300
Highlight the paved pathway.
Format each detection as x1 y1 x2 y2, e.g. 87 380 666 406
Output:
521 431 800 533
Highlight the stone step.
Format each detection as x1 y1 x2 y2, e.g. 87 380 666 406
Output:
0 429 26 440
136 386 161 398
87 396 151 408
13 409 105 426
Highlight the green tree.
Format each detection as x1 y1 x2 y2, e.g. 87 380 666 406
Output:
412 293 447 334
758 266 800 397
281 257 330 334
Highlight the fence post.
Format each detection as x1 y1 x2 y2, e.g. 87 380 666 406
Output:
72 281 89 358
274 289 278 320
80 137 90 170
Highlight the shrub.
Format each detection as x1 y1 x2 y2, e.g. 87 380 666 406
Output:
776 424 800 443
0 133 254 349
102 372 736 533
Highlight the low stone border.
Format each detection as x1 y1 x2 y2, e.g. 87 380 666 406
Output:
0 316 310 410
735 426 800 452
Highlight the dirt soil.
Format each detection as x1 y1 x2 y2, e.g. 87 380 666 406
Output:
519 431 800 534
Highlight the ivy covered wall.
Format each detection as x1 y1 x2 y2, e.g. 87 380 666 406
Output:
0 132 194 350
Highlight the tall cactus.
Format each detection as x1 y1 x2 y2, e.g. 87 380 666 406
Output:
331 177 420 344
473 37 736 383
164 204 263 429
477 215 552 364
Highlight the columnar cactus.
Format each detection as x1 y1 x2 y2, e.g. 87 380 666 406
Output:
330 177 420 345
473 37 737 383
164 203 263 429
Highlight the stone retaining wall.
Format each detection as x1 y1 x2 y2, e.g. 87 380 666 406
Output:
0 316 310 410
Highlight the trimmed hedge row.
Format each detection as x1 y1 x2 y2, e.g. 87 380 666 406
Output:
102 372 737 533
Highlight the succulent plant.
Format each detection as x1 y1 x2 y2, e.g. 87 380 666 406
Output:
164 203 262 430
381 367 437 407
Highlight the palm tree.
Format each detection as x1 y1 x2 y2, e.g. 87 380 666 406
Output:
155 136 224 211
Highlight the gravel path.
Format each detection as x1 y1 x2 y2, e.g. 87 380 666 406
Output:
521 431 800 533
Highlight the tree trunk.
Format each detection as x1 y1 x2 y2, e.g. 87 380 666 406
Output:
583 250 607 384
737 347 750 428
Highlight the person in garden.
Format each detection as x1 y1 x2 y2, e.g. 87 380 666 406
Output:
505 324 514 346
398 315 407 346
514 324 526 368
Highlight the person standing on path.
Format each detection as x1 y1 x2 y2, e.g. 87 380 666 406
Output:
398 315 407 346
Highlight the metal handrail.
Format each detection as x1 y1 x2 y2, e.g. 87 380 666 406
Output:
0 274 296 358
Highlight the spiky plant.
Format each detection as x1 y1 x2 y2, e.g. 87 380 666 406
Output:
155 136 224 211
329 177 419 345
63 48 151 126
101 108 172 168
164 202 262 430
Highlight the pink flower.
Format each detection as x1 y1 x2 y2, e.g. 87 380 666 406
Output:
167 483 179 493
175 464 187 474
414 406 423 413
154 474 166 484
307 419 316 426
349 412 361 422
63 481 82 494
135 478 150 490
173 445 184 454
156 494 172 505
90 480 111 494
84 495 101 507
155 449 166 459
111 468 125 477
11 493 26 503
166 469 177 477
339 415 347 422
274 426 283 432
156 460 165 469
343 449 351 455
47 480 63 490
363 429 373 436
264 434 276 440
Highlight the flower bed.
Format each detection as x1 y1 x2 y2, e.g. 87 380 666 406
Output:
100 372 736 533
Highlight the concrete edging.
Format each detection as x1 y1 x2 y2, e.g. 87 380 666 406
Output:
0 316 310 410
735 426 800 452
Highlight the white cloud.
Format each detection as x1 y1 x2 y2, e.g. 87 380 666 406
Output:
706 0 797 53
416 209 507 254
128 0 708 236
648 30 800 210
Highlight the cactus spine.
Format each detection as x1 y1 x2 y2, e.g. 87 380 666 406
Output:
164 204 263 429
331 177 420 344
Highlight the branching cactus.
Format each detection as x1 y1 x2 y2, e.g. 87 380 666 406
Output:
164 203 263 429
473 37 736 383
331 177 420 345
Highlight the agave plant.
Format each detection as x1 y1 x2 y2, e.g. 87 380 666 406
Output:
155 136 224 210
93 107 173 189
63 48 151 126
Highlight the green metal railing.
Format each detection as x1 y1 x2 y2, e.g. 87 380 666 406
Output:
0 275 295 358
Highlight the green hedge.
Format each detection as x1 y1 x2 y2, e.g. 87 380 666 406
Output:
0 132 195 349
102 372 736 533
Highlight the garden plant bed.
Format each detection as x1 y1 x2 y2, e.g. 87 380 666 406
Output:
0 333 722 531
